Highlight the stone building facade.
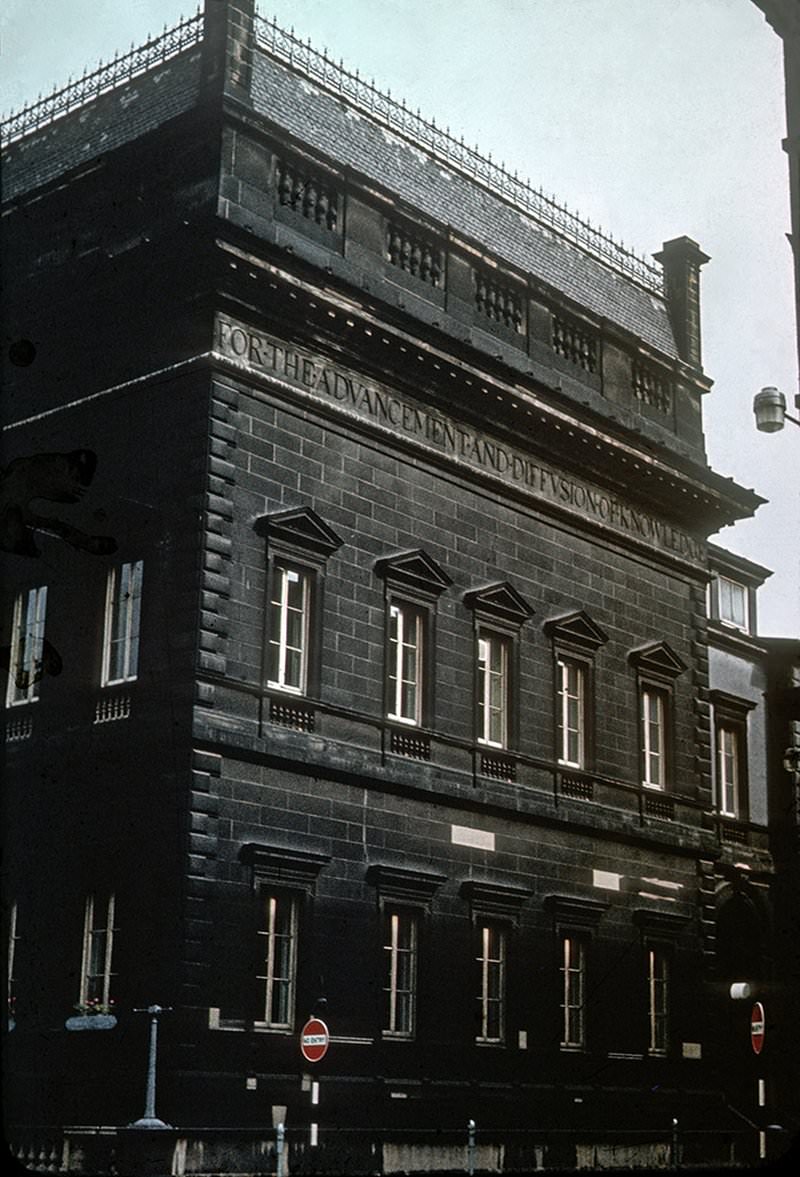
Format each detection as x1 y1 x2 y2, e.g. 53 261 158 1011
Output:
2 2 792 1172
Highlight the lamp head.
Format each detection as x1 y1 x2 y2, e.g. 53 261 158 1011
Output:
753 386 786 432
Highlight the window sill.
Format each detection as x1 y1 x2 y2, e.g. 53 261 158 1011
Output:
208 1009 294 1034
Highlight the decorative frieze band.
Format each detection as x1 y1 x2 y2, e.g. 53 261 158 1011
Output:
213 314 706 568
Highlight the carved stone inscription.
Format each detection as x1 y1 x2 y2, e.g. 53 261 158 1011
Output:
214 314 704 565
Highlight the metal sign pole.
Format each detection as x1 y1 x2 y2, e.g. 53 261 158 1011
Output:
467 1119 476 1177
130 1004 172 1129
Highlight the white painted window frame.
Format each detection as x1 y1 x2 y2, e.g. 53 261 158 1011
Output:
477 631 509 748
383 908 418 1038
716 722 741 818
79 894 116 1008
267 563 311 694
256 893 298 1030
647 946 669 1055
476 922 505 1044
557 656 586 767
6 586 48 706
641 686 667 790
718 575 749 632
560 934 586 1049
102 561 143 686
387 601 423 725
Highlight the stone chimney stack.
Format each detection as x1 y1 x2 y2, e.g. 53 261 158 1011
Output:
654 236 711 369
202 0 255 95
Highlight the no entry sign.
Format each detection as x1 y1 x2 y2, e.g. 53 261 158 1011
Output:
300 1017 330 1063
750 1002 765 1055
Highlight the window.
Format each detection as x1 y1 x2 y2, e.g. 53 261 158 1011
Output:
256 893 298 1029
718 576 748 632
717 724 741 818
641 685 668 790
256 508 344 711
647 947 669 1055
557 657 585 767
476 922 505 1044
545 612 607 775
7 901 18 1023
376 550 452 737
465 582 534 757
383 908 418 1038
477 631 509 747
79 894 116 1010
6 586 48 706
545 894 606 1052
102 561 143 685
268 564 311 693
630 642 686 793
368 863 445 1041
711 692 753 820
388 601 424 725
560 935 586 1049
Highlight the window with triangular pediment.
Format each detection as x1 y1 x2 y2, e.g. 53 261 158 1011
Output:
375 550 451 736
464 582 533 755
544 611 608 776
254 507 344 717
628 642 687 792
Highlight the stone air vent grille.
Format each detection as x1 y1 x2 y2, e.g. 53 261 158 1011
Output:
643 793 674 821
94 694 132 724
270 698 315 732
390 729 431 760
5 715 33 742
480 753 517 782
559 773 594 801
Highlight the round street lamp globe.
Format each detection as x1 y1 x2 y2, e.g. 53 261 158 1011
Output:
753 386 787 432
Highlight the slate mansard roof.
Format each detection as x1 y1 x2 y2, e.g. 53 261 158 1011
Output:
250 49 679 361
2 10 681 366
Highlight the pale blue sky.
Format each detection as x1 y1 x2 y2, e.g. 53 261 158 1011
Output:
2 0 797 634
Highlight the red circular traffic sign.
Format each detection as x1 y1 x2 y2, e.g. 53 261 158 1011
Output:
300 1017 330 1063
750 1002 765 1055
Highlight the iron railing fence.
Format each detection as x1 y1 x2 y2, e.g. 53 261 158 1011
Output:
254 12 665 295
2 7 664 295
0 9 202 145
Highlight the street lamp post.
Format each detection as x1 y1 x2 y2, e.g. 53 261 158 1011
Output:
753 386 800 432
130 1004 172 1129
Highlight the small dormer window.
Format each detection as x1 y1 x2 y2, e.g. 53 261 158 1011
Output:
718 575 749 632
